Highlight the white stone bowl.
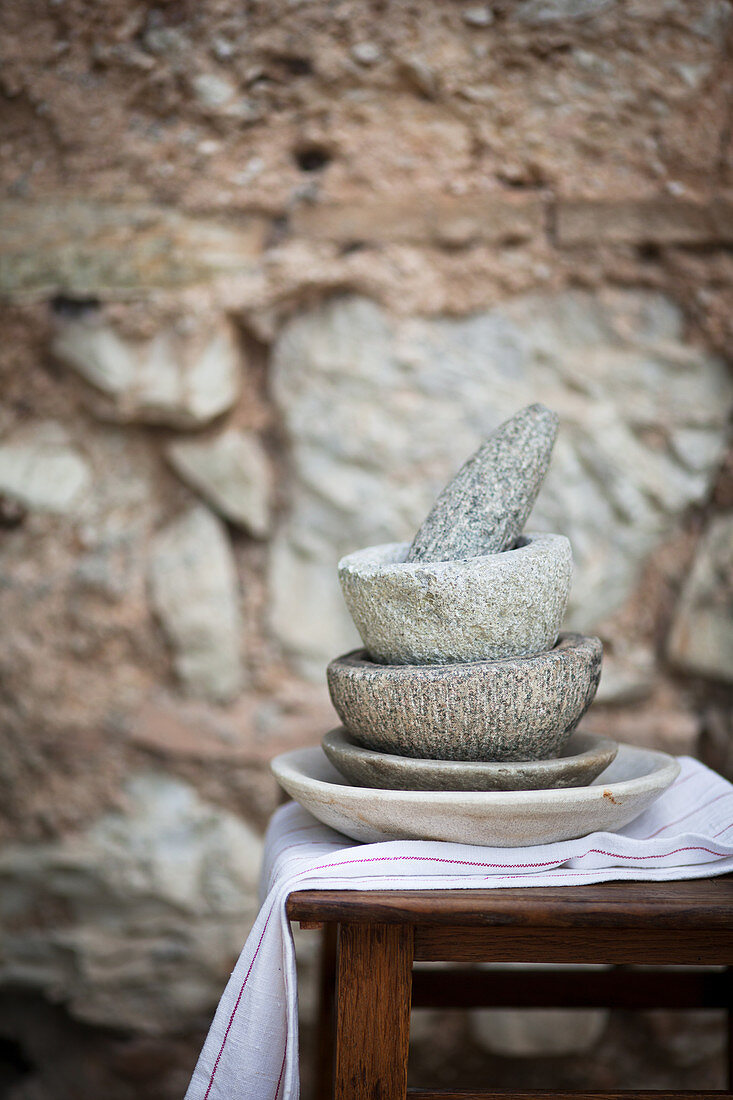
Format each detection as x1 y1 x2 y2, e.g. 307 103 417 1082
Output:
271 743 680 846
338 533 572 665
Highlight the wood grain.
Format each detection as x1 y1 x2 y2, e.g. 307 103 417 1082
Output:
334 922 414 1100
287 878 733 928
413 925 733 964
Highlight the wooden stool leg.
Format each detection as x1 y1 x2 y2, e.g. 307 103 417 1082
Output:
334 922 414 1100
314 923 338 1100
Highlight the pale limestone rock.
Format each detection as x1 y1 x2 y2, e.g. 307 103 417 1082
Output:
149 506 244 702
0 422 91 513
0 773 262 1032
351 42 382 65
191 72 238 109
53 313 241 427
462 5 494 26
471 1004 609 1056
513 0 614 23
645 1009 727 1068
269 537 361 680
594 646 656 705
270 292 731 675
667 515 733 684
166 428 272 537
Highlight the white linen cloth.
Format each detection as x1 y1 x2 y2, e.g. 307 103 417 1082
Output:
185 755 733 1100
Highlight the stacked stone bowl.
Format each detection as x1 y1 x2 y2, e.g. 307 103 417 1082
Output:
323 404 615 792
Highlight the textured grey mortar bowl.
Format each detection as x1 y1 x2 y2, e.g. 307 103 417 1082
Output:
337 533 572 665
326 632 603 762
322 727 618 792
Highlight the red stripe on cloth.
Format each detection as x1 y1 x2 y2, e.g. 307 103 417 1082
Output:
274 1039 287 1100
203 903 276 1099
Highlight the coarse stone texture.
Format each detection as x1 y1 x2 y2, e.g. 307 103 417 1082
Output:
667 515 733 685
290 193 544 247
339 534 572 665
0 773 262 1034
322 727 617 791
0 420 172 844
53 311 242 428
148 506 244 703
407 403 559 562
1 0 732 1090
327 634 602 762
513 0 614 25
556 198 733 247
166 428 273 537
0 421 91 514
271 292 732 673
0 201 268 297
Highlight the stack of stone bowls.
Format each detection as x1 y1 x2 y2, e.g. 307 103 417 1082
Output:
322 404 616 793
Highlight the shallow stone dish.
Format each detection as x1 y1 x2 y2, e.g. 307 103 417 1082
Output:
321 727 618 792
337 533 572 665
270 743 680 847
327 633 602 762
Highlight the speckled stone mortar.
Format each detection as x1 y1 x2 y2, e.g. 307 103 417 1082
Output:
322 727 618 791
338 533 572 665
327 633 603 761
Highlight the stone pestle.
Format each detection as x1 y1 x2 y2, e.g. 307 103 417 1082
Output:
406 402 559 563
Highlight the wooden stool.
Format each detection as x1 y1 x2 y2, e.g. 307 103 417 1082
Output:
287 877 733 1100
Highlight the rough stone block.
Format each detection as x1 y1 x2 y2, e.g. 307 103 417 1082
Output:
0 773 262 1033
149 506 244 702
0 201 268 297
291 194 545 247
471 1004 609 1056
53 312 242 427
166 428 273 537
0 422 91 514
556 198 733 246
513 0 615 23
667 514 733 684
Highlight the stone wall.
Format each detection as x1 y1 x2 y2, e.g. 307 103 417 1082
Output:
0 1 731 1095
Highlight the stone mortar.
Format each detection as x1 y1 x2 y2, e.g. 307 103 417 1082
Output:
327 633 603 761
338 533 573 665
